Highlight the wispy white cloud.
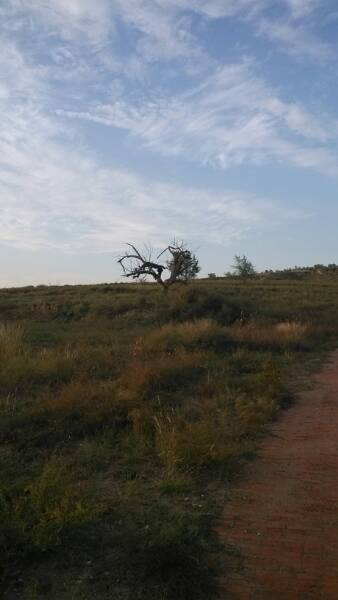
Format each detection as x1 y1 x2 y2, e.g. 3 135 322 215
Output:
0 0 335 94
3 0 114 44
1 127 301 252
1 98 299 252
257 17 333 62
0 35 306 254
285 0 320 19
3 0 334 70
58 61 338 177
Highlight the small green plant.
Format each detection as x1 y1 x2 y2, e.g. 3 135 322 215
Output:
1 457 101 584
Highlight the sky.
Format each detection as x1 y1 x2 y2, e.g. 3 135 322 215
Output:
1 0 338 286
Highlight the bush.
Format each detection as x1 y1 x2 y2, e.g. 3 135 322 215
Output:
35 379 127 438
166 288 249 325
0 327 77 393
153 406 252 470
135 319 222 355
223 321 310 350
119 350 206 405
0 458 100 583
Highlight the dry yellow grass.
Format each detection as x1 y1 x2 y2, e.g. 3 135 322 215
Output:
132 319 219 356
0 322 24 357
223 320 310 348
119 348 207 402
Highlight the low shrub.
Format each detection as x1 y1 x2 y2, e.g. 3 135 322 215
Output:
36 379 127 437
163 287 250 325
0 322 24 357
136 319 223 355
0 339 77 393
153 407 251 470
119 349 207 404
0 457 100 583
223 321 310 350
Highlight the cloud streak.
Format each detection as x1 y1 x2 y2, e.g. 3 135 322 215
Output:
1 106 301 252
3 0 335 67
0 45 304 253
257 17 333 62
58 61 338 177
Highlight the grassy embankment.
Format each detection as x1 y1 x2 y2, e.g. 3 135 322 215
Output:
1 277 338 599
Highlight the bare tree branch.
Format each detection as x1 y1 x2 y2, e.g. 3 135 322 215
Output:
118 244 166 287
117 241 200 290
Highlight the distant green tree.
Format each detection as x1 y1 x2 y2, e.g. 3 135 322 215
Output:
208 272 217 279
167 248 200 281
232 255 256 278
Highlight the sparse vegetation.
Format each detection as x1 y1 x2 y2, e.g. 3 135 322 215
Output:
1 275 338 598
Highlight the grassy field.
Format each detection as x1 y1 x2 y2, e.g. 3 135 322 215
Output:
1 277 338 599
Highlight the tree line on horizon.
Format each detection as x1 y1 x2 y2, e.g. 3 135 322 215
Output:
118 241 337 287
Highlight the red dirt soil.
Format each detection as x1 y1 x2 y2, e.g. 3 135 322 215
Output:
218 349 338 599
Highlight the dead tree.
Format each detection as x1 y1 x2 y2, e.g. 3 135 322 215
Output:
117 242 200 290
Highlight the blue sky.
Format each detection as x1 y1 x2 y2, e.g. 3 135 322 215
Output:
1 0 338 286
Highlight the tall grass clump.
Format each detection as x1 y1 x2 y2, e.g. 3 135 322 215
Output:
0 457 100 584
119 348 207 405
0 322 24 357
223 320 310 350
162 287 250 325
137 319 224 355
0 327 78 393
33 379 127 439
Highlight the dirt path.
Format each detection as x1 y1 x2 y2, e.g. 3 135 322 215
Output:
218 349 338 599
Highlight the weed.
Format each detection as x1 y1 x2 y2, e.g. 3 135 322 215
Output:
0 457 101 584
